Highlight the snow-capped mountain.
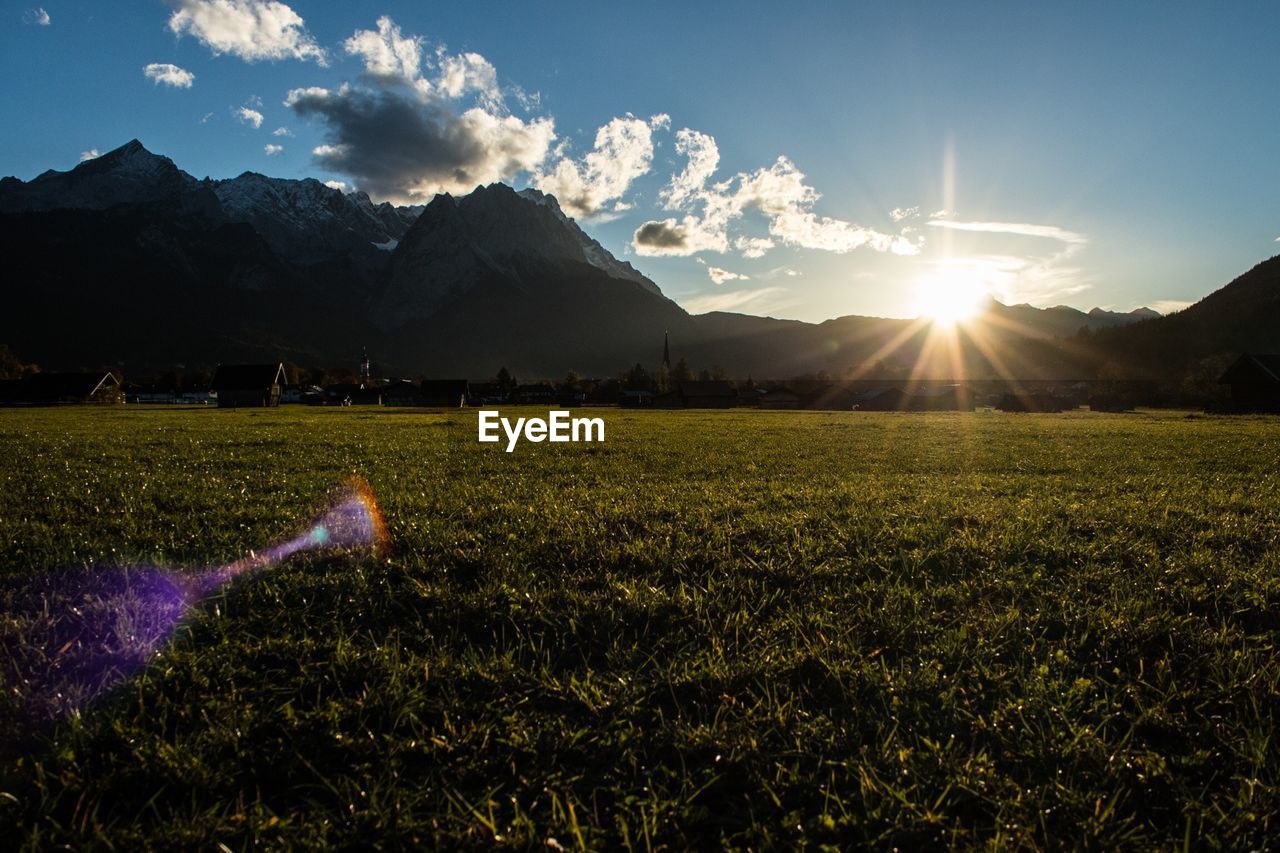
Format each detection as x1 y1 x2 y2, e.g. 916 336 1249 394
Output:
518 188 660 295
209 172 416 262
0 139 215 216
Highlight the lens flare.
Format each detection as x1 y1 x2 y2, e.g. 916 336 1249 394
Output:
1 478 388 723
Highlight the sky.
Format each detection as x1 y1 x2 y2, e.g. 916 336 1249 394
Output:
2 1 1278 323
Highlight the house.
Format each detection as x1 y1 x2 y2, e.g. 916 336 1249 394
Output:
905 385 974 412
323 383 382 406
383 380 426 407
0 372 123 405
513 383 556 405
996 392 1065 413
420 379 470 407
759 388 802 410
619 389 654 407
854 387 907 411
210 363 286 408
678 380 736 409
1219 353 1280 412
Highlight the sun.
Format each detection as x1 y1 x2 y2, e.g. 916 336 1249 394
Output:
912 267 990 327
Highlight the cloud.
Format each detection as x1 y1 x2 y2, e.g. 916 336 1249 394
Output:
199 111 215 124
79 149 100 162
682 286 790 315
734 236 775 258
323 180 348 191
890 206 919 222
636 130 921 259
271 126 292 137
264 143 283 155
235 106 264 128
287 85 554 202
533 114 664 219
22 7 49 25
167 0 326 64
344 16 423 83
926 219 1087 244
285 17 560 203
707 266 749 285
633 217 727 256
143 63 195 88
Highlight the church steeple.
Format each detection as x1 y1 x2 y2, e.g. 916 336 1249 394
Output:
663 330 670 369
359 348 371 388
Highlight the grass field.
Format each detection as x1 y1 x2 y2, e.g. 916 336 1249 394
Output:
2 406 1279 848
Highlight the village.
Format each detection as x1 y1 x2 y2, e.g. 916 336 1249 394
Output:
1 350 1277 412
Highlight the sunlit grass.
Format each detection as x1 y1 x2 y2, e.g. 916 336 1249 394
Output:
1 406 1279 847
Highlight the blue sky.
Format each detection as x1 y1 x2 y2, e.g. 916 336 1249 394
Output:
2 1 1277 322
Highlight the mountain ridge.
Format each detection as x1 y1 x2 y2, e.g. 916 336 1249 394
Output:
1 139 1270 385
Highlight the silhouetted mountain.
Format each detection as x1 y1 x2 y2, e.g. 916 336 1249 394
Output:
1089 255 1280 373
3 138 1265 385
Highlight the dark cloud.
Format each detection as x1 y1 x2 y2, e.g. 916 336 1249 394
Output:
285 86 553 202
633 219 691 251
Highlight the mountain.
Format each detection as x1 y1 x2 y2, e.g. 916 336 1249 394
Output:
1089 255 1280 372
0 140 210 214
209 173 411 263
3 138 1268 385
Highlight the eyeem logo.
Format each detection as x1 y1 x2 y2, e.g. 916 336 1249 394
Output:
478 410 605 452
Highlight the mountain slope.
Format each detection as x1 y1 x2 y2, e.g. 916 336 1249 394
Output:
1090 255 1280 371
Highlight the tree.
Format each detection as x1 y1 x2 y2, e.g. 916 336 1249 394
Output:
0 345 38 380
563 370 581 391
496 367 516 390
671 358 692 384
655 364 671 393
624 363 652 389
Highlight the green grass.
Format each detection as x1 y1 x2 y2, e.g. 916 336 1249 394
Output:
2 406 1279 848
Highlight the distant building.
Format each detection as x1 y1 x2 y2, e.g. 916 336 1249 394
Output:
905 385 974 412
759 388 802 410
382 380 425 407
996 392 1065 413
323 383 382 406
513 383 556 405
0 372 123 406
420 379 469 407
678 380 736 409
1219 354 1280 412
620 389 654 408
210 363 286 408
854 387 908 411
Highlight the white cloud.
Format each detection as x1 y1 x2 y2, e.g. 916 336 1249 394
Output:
168 0 326 64
926 218 1087 244
200 112 215 124
890 206 919 222
143 63 195 89
271 126 292 136
662 129 720 211
734 236 775 258
534 114 666 219
636 131 921 259
436 52 502 108
235 106 264 128
264 143 283 155
22 7 50 25
323 179 348 191
683 286 790 315
707 266 749 285
79 149 100 162
345 16 423 82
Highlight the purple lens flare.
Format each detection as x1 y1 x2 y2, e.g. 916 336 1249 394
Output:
1 478 389 722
